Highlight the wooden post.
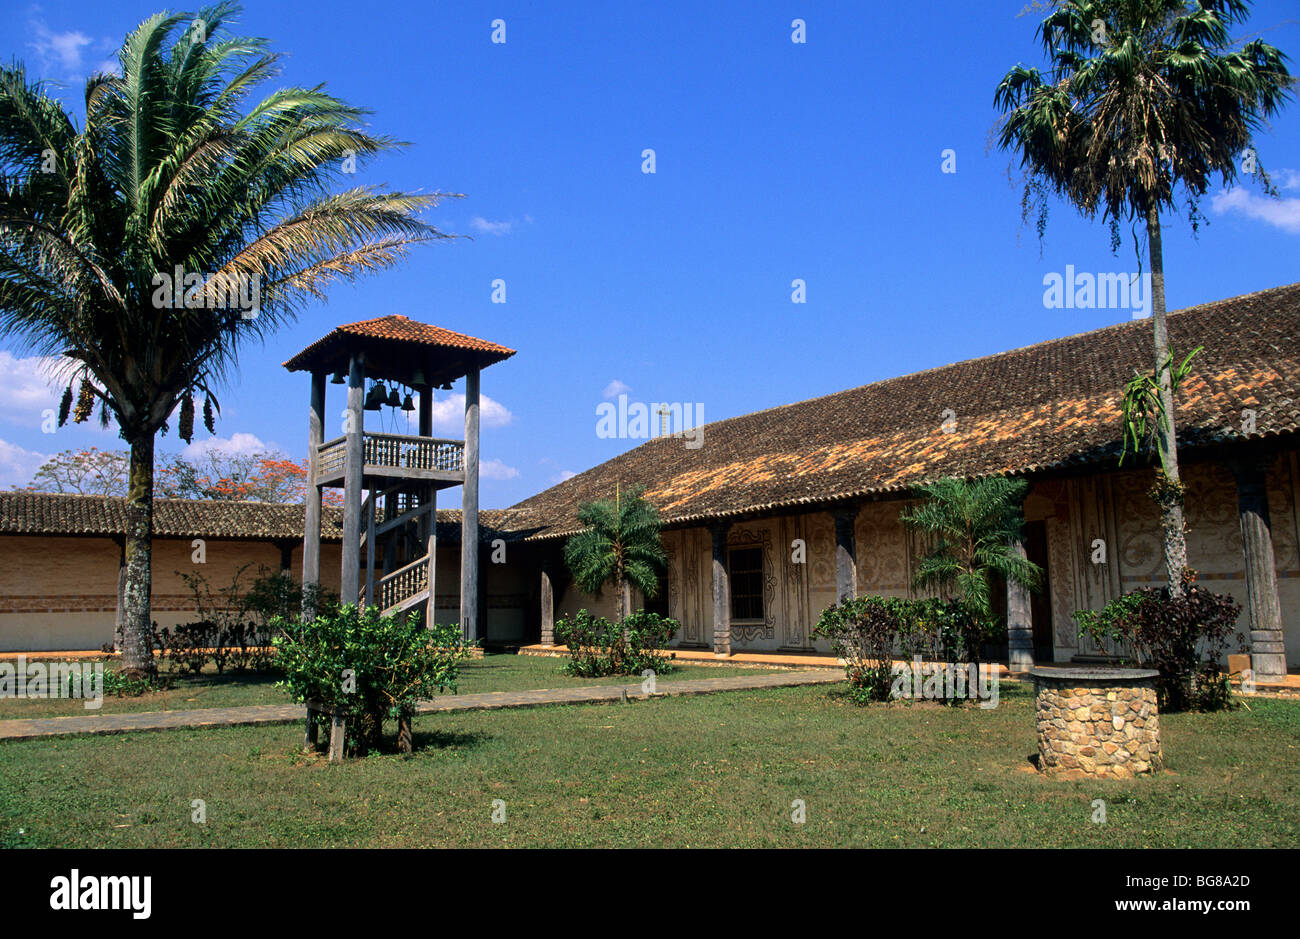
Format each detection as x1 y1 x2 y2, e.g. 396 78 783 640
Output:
425 486 438 630
419 385 437 630
302 370 325 618
304 710 319 752
112 535 126 651
341 354 364 605
397 710 413 754
461 365 481 642
328 710 346 763
365 490 376 608
833 506 859 603
710 523 731 656
1007 539 1034 673
1230 457 1288 681
540 566 555 646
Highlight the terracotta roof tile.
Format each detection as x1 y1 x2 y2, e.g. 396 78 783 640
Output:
283 315 515 373
503 282 1300 539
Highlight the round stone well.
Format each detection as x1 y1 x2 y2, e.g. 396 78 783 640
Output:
1030 667 1162 779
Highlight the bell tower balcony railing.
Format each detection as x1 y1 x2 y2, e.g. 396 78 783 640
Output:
315 432 465 487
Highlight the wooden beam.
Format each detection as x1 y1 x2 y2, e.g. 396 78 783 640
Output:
1007 539 1034 673
425 486 438 630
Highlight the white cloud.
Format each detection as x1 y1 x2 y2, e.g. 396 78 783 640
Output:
603 379 631 399
552 469 577 483
26 10 116 80
1211 183 1300 234
179 432 273 460
479 458 519 480
0 438 51 489
417 393 513 430
0 352 71 428
469 217 515 236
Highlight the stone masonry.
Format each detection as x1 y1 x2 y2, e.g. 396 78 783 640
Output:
1031 667 1162 779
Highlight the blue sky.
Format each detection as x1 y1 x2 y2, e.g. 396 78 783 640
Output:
1 0 1297 506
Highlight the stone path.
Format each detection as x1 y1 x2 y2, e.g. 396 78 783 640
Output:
0 669 843 742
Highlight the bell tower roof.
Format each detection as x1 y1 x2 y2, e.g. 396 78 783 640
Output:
283 315 515 385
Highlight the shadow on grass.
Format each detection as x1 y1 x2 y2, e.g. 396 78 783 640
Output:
410 728 489 752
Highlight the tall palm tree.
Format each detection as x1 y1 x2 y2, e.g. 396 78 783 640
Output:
994 0 1292 597
0 3 453 677
901 476 1042 626
563 485 667 623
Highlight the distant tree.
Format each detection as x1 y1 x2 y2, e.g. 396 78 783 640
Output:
159 448 307 502
901 476 1042 626
19 447 128 495
995 0 1293 596
563 484 666 623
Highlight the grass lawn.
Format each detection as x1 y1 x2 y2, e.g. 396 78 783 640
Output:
0 652 779 718
1 681 1296 848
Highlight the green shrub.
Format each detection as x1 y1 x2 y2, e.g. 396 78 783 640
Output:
1074 585 1243 712
813 595 992 705
812 596 907 703
273 604 470 755
553 608 678 678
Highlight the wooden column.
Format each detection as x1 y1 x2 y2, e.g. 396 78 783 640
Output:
364 491 376 607
302 370 325 617
1230 457 1288 681
112 535 126 651
710 523 731 656
540 566 555 646
833 506 859 603
461 366 481 642
1007 539 1035 673
424 486 437 630
341 353 364 605
419 383 436 628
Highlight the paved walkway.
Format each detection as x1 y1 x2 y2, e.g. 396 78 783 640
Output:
0 669 843 742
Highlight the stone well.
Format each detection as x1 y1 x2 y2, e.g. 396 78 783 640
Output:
1030 667 1162 779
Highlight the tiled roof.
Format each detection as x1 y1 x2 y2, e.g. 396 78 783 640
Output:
503 282 1300 540
0 493 341 540
283 315 516 373
0 492 512 544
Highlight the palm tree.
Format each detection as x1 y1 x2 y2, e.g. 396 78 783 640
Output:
0 3 453 677
901 476 1042 626
994 0 1292 597
563 485 667 623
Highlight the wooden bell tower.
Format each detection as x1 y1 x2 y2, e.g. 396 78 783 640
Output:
284 316 515 640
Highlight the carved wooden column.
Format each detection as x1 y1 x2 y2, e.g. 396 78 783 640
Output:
540 565 555 646
1007 539 1034 673
710 523 732 656
1230 456 1287 681
340 353 364 604
832 506 860 603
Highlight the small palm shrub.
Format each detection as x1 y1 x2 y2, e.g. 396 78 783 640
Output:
554 609 678 678
273 605 470 755
1074 585 1243 712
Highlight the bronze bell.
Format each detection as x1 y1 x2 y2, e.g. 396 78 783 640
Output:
401 392 415 411
330 371 345 385
363 383 385 410
386 387 402 408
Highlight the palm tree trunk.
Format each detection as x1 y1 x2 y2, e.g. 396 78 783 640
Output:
120 432 157 679
1146 207 1189 598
